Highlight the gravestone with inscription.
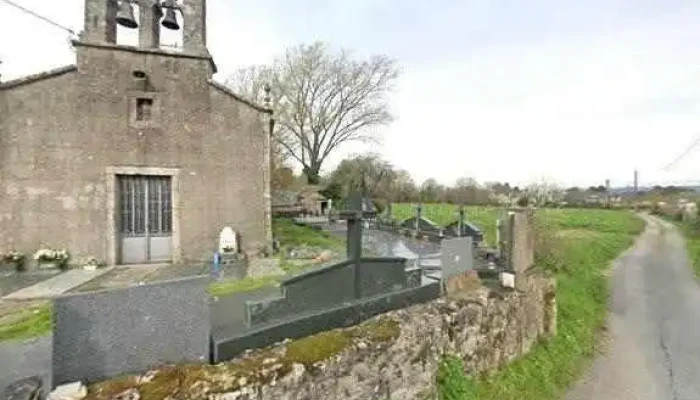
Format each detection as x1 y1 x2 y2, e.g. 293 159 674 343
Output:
440 237 474 278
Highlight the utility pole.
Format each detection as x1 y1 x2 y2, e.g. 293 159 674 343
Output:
605 179 611 208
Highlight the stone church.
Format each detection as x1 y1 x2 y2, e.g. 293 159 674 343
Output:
0 0 272 266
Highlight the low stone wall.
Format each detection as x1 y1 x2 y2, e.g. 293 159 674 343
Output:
89 270 556 400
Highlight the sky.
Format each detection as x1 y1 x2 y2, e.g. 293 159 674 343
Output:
2 0 700 189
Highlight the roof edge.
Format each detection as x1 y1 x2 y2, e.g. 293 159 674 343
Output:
208 80 273 114
0 65 77 90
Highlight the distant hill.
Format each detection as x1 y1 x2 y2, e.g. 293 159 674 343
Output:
608 185 700 195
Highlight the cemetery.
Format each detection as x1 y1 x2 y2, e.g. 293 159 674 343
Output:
1 193 556 400
375 204 486 245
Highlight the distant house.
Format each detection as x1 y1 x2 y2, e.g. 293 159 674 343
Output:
271 190 305 216
489 193 511 206
271 186 330 217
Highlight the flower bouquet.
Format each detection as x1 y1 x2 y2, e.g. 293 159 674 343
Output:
1 251 26 271
34 248 70 270
78 256 102 271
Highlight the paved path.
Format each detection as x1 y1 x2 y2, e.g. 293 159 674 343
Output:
3 268 114 300
567 215 700 400
0 270 60 297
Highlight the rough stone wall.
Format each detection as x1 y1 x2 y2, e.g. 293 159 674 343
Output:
91 271 556 400
238 274 555 400
0 42 269 264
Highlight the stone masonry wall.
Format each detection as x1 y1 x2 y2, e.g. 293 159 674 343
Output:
88 270 556 400
0 42 270 265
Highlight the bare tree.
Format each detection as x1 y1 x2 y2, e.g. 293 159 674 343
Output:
226 65 292 167
227 42 400 184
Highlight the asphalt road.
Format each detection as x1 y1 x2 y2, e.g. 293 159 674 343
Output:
566 215 700 400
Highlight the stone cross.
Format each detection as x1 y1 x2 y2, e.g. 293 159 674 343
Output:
337 191 376 299
340 192 366 262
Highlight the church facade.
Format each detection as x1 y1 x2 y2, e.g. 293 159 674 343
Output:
0 0 272 266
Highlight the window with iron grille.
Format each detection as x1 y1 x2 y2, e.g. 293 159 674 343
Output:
136 98 153 121
118 175 172 236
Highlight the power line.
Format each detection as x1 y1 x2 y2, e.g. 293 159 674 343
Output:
662 134 700 171
0 0 76 35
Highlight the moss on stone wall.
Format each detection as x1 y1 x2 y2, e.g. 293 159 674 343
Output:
85 317 401 400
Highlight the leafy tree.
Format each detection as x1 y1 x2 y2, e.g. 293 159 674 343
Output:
420 178 444 203
319 181 342 202
327 154 393 198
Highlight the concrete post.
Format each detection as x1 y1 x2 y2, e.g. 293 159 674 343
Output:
496 219 501 249
415 204 422 236
346 192 364 299
346 214 362 263
507 210 536 291
458 206 465 237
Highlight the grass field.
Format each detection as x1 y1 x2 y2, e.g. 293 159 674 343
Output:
417 204 646 400
661 216 700 278
392 204 502 246
0 302 52 342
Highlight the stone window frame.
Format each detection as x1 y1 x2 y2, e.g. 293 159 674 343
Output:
128 92 161 129
106 166 181 266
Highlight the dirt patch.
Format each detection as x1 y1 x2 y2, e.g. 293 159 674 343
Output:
0 299 48 320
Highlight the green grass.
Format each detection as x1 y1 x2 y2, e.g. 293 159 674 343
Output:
660 216 700 278
0 303 53 342
392 204 502 246
435 206 645 400
208 275 282 297
392 204 644 248
273 218 345 275
272 218 345 252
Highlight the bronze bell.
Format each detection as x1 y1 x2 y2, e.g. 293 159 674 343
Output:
115 0 138 29
161 0 180 30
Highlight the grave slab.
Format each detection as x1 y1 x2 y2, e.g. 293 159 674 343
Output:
52 276 210 386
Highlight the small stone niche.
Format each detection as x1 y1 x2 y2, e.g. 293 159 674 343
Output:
128 93 160 128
